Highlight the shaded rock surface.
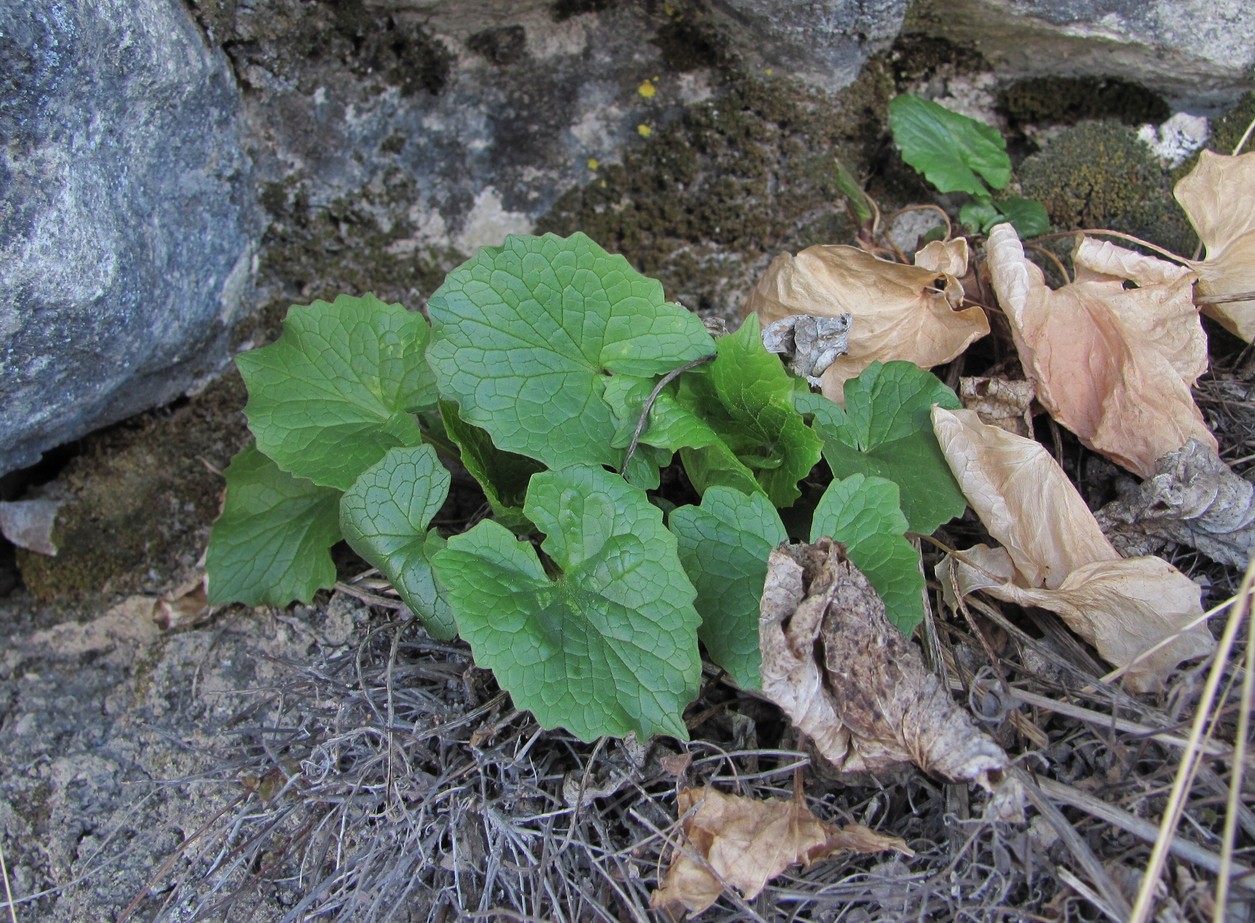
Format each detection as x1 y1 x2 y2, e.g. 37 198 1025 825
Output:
0 593 367 922
0 0 260 476
905 0 1255 111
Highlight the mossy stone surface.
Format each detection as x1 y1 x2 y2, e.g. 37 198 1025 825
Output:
15 375 251 601
538 67 896 317
1017 120 1195 253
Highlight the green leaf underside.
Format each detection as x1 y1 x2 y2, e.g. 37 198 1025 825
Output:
608 315 821 507
431 465 701 741
810 474 926 635
238 294 435 490
339 445 456 639
833 157 873 225
426 233 716 476
996 196 1051 238
670 487 787 689
889 94 1011 197
440 402 543 530
206 444 342 607
800 361 966 534
959 201 1002 234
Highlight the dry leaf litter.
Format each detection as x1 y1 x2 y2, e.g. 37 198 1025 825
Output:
49 122 1255 923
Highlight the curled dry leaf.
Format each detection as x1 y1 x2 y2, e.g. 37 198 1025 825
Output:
0 498 62 556
985 223 1214 478
745 239 989 402
960 375 1035 438
758 538 1009 786
651 782 911 915
762 313 852 385
1174 149 1255 341
933 406 1216 692
1096 438 1255 568
156 574 211 630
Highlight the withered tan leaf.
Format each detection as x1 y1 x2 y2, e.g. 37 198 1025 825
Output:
759 538 1009 786
932 405 1116 589
651 782 910 915
155 574 210 630
744 240 989 401
985 223 1214 478
960 375 1035 438
1096 438 1255 568
932 407 1216 692
1175 149 1255 341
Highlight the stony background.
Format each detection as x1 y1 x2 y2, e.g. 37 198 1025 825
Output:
2 0 1254 919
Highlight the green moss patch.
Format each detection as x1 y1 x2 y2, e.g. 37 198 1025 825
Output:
538 70 895 315
1017 120 1194 252
15 375 251 601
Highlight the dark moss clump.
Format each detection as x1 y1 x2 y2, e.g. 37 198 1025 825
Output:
999 76 1170 129
551 0 616 21
652 6 729 73
887 34 987 85
1017 120 1194 254
188 0 451 97
1202 90 1255 156
15 375 251 601
538 73 893 314
466 25 527 67
249 171 461 345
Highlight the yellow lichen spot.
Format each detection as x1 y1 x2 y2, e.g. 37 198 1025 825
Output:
599 179 607 188
587 157 600 171
637 123 653 139
638 80 656 99
764 67 774 76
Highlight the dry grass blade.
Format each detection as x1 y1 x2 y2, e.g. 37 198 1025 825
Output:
1216 580 1255 917
0 838 16 923
1013 767 1132 920
1010 687 1253 767
1129 555 1255 923
1036 776 1255 886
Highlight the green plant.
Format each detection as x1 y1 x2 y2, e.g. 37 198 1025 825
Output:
889 93 1049 237
207 232 967 741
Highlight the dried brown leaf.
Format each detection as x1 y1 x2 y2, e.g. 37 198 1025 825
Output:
0 498 63 556
758 538 1009 785
651 783 910 914
1096 438 1255 568
932 407 1216 692
960 375 1035 438
1174 149 1255 341
155 574 210 630
986 223 1214 478
744 241 989 401
932 405 1116 589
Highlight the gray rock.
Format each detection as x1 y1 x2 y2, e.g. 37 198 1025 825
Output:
905 0 1255 111
709 0 911 90
0 0 259 477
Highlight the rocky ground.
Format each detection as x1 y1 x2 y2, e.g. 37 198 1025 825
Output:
4 3 1255 919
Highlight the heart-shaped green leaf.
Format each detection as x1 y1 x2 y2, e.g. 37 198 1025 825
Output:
426 233 715 481
889 93 1011 197
800 361 965 534
607 315 822 506
810 474 925 634
238 294 435 490
206 444 342 606
340 445 456 639
670 487 788 689
431 464 701 741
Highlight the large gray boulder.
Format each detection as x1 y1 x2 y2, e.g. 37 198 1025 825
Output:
0 0 259 476
904 0 1255 111
709 0 911 90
